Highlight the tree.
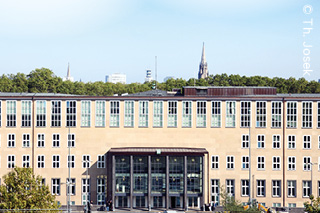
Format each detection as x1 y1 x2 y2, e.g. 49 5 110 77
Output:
304 194 320 213
0 167 60 210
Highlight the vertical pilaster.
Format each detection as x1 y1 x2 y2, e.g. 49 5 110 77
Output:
184 156 188 211
130 155 133 209
166 156 169 209
201 156 205 208
112 155 115 211
148 156 151 211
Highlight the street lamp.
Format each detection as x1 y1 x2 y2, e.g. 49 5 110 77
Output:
67 128 72 213
309 162 314 195
82 158 92 213
248 109 252 206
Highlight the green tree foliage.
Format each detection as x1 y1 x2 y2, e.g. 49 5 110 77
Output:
304 194 320 213
0 167 60 210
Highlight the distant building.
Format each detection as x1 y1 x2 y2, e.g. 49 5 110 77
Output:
198 43 209 79
63 63 74 82
163 76 175 82
105 73 126 84
145 69 152 82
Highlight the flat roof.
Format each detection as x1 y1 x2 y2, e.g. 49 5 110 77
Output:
109 147 208 155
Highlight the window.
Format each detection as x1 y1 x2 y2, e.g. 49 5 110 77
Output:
303 157 311 171
211 179 220 205
36 100 46 127
68 133 75 147
97 178 106 205
256 101 266 127
288 156 296 171
318 181 320 197
287 180 296 197
182 101 192 127
51 101 61 127
241 180 249 196
303 181 312 197
37 134 45 147
226 156 234 169
52 178 60 195
257 180 265 197
139 101 148 127
319 136 320 149
242 156 249 169
168 101 177 127
97 155 105 168
52 155 60 168
240 101 251 127
318 102 320 128
242 134 249 148
288 135 296 149
110 101 120 127
272 156 280 170
22 155 30 168
272 180 281 197
21 100 32 127
7 155 15 168
272 101 282 127
257 135 265 148
287 101 297 128
288 203 296 208
95 100 105 127
81 101 91 127
83 155 90 168
272 135 281 149
52 134 60 147
68 155 75 168
211 101 221 127
211 156 219 169
7 134 15 147
66 101 76 127
226 101 236 127
303 135 311 149
82 179 90 205
22 134 30 148
302 101 312 128
257 156 265 170
67 178 76 196
153 101 163 127
196 101 206 127
226 179 235 196
124 101 134 127
6 100 16 127
37 155 45 168
273 203 281 207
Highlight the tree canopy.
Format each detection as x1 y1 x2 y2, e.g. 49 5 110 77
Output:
0 167 60 210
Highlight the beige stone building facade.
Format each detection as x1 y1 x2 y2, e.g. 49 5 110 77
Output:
0 86 319 210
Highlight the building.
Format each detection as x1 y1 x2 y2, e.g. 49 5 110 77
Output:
105 73 126 84
145 69 152 82
63 63 74 82
198 43 208 79
0 86 319 211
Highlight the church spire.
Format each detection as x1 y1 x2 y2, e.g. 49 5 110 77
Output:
67 63 71 78
198 42 208 79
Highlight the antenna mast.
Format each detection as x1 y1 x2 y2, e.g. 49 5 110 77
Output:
155 56 157 89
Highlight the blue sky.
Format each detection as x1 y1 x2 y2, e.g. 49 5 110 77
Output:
0 0 319 83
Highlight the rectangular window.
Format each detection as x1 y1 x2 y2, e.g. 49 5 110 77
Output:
81 101 91 127
52 134 60 148
36 100 46 127
6 100 16 127
240 101 251 127
21 100 32 127
302 101 312 128
211 179 220 205
97 155 105 168
22 134 30 148
168 101 178 127
68 155 75 168
303 135 311 149
287 101 297 128
287 180 296 197
288 135 296 149
95 100 105 127
226 179 235 196
256 101 266 127
51 101 61 127
82 155 90 168
139 101 148 127
196 101 206 127
211 101 221 127
257 180 265 197
37 155 45 168
272 101 282 127
52 178 61 195
241 180 249 196
110 101 120 127
211 156 219 169
257 135 265 148
82 179 90 205
66 101 76 127
272 156 280 170
7 134 15 148
226 156 234 169
288 203 296 208
272 180 281 197
97 178 106 205
257 156 265 170
22 155 30 168
242 134 249 148
7 155 15 168
226 101 236 127
288 156 296 171
319 136 320 149
67 178 76 196
303 181 312 197
318 102 320 128
68 133 75 147
124 101 134 127
272 135 281 149
153 101 163 127
242 156 249 169
303 156 311 171
37 134 45 147
182 101 192 127
52 155 60 168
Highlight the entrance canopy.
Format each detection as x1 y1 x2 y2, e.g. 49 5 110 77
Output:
109 147 208 156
